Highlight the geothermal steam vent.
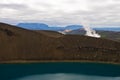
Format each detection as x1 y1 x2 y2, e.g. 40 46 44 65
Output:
83 25 101 38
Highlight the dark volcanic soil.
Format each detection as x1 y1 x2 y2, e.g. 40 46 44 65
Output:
0 23 120 63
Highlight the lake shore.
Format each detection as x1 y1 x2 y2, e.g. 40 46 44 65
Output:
0 60 120 65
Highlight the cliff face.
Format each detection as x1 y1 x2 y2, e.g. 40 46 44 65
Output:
0 23 120 63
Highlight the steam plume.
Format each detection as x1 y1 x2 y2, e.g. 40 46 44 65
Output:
83 25 101 38
81 21 101 38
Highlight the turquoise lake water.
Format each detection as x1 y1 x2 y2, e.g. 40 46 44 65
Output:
0 62 120 80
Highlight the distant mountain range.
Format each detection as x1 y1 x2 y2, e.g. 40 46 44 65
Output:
17 23 120 32
17 23 120 42
17 23 83 31
94 27 120 32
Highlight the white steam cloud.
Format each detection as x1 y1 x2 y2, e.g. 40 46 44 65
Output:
81 19 101 38
83 24 101 38
16 73 120 80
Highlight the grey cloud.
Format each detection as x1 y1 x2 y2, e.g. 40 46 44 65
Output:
0 0 120 27
0 3 41 21
0 3 28 10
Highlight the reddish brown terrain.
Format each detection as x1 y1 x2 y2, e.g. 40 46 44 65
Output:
0 23 120 63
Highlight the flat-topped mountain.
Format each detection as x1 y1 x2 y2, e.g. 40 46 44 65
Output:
17 23 49 30
0 23 120 63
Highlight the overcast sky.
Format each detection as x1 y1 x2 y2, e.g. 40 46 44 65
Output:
0 0 120 27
